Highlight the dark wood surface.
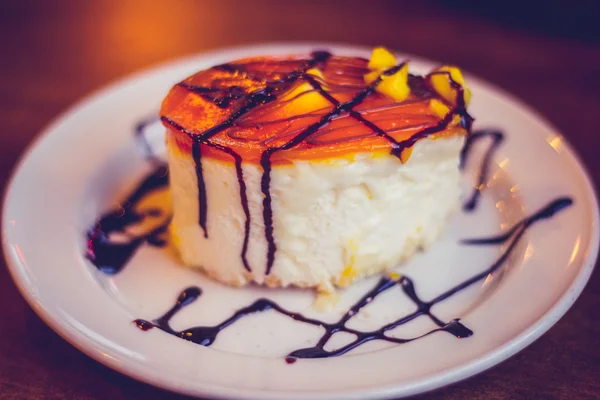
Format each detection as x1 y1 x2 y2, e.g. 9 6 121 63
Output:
1 1 599 399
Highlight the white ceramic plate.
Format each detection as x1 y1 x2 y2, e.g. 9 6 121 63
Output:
3 43 598 400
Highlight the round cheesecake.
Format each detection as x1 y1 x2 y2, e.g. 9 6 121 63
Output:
160 48 472 292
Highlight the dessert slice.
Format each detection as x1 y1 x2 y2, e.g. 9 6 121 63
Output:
161 47 472 292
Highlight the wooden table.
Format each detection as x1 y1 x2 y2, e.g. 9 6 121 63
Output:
1 1 598 399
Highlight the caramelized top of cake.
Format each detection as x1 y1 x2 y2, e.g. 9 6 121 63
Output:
160 48 472 164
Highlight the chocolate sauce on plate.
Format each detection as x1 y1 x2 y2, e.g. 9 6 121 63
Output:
86 165 169 274
460 129 505 211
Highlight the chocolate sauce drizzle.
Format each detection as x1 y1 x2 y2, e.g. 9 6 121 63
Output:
134 114 163 166
461 197 573 245
162 51 473 275
460 129 505 211
86 165 170 274
133 196 572 360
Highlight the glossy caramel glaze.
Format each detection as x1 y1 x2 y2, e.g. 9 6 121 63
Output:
160 52 469 165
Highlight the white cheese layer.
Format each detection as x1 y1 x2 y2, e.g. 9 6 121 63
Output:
167 134 465 291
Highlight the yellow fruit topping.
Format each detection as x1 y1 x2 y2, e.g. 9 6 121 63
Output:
364 70 380 85
376 63 410 101
430 98 451 118
430 98 464 127
306 67 324 80
399 145 413 164
428 66 471 106
451 114 462 126
368 46 397 70
365 47 411 102
388 272 402 281
281 67 329 112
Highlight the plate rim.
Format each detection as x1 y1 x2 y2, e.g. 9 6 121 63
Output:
3 42 599 400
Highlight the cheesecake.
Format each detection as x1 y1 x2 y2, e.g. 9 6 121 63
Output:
160 47 472 292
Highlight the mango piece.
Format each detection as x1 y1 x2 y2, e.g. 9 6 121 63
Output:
439 66 465 86
281 68 330 112
429 99 462 127
430 98 450 118
376 63 410 101
368 46 397 71
430 98 463 127
429 65 471 106
399 146 413 164
364 70 380 85
388 272 402 281
364 47 411 101
305 67 324 80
